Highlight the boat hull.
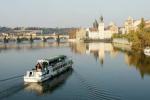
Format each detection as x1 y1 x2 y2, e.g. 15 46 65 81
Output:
24 75 51 83
24 66 72 83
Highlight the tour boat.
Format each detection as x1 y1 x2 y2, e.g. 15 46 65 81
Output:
25 69 73 95
24 55 73 82
144 47 150 56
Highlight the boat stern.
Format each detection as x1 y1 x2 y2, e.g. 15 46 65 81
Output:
24 71 42 82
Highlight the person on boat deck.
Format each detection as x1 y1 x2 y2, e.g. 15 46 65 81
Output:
36 63 42 71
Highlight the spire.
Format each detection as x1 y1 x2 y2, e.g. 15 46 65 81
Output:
100 15 103 22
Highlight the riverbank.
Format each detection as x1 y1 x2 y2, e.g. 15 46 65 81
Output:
83 39 112 43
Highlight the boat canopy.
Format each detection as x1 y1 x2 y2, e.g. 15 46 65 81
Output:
36 55 67 67
46 55 67 61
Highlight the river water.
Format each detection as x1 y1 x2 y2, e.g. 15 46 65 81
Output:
0 41 150 100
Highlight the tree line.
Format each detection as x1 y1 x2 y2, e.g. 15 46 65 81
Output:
113 18 150 51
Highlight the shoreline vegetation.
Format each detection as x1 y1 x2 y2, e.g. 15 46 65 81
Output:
113 18 150 52
83 39 112 43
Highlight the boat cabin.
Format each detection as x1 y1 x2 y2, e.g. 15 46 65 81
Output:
35 60 49 72
35 55 67 71
47 55 67 66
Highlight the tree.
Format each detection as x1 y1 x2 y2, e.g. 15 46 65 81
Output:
140 32 150 47
68 28 78 39
138 18 145 32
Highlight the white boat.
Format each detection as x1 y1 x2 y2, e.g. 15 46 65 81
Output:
24 55 73 82
25 69 73 95
144 47 150 56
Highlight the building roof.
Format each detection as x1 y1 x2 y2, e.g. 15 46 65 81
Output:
89 28 98 32
104 27 109 30
145 23 150 28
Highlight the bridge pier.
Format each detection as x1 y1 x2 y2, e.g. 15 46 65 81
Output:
43 37 47 42
16 36 21 43
4 36 9 43
30 35 34 43
56 35 60 43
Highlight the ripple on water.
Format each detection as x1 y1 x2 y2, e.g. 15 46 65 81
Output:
73 70 121 100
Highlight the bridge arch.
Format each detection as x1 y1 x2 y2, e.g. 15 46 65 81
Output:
21 37 29 41
46 37 55 40
33 37 42 40
59 37 68 40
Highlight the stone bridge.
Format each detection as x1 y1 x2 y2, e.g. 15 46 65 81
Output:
0 34 69 43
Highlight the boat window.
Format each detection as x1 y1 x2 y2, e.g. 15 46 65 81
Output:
43 62 48 68
47 70 49 74
48 56 67 67
29 72 33 76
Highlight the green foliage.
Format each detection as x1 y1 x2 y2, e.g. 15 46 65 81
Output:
140 32 150 46
138 18 145 32
113 17 150 51
112 33 128 39
145 28 150 33
128 30 150 51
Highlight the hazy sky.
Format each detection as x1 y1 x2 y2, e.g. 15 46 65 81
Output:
0 0 150 28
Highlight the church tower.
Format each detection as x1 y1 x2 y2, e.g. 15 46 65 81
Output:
98 16 104 32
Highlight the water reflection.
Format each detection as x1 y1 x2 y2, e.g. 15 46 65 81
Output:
70 42 150 78
25 69 73 96
1 41 150 79
125 51 150 78
113 45 150 78
0 41 69 53
70 42 119 65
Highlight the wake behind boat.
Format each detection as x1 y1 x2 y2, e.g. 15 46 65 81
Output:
24 55 73 82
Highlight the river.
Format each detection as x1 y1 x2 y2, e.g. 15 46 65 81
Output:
0 41 150 100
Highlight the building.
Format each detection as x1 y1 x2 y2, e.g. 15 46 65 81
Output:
86 16 118 40
124 16 150 33
75 28 87 41
107 22 119 34
145 20 150 28
86 28 101 39
118 27 126 34
124 16 134 33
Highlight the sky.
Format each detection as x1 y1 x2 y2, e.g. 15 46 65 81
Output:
0 0 150 28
